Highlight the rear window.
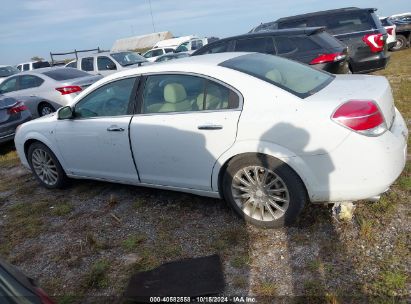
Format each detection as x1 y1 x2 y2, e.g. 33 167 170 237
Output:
43 69 91 81
220 53 333 98
32 61 50 69
234 37 275 54
310 31 344 49
274 36 321 55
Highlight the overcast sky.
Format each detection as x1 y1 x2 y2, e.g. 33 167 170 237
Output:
1 0 410 65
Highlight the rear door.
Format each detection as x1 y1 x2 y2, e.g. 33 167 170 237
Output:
130 73 242 191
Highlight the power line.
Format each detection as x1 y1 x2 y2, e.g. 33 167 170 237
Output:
148 0 156 33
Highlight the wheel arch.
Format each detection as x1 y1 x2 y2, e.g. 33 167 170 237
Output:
212 141 316 200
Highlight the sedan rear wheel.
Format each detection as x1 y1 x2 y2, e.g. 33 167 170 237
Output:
38 103 55 117
223 154 307 228
28 142 67 189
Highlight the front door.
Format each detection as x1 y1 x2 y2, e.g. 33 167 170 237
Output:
130 73 242 191
54 77 140 183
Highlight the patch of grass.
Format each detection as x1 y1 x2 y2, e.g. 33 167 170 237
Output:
0 150 19 167
131 246 160 272
304 279 327 296
232 275 248 289
83 259 110 289
231 253 250 268
212 227 248 252
51 202 74 216
254 279 277 296
122 233 147 252
357 217 375 241
370 270 407 297
307 259 322 272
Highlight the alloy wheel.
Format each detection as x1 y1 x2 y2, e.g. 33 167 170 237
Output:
231 166 290 222
31 148 59 186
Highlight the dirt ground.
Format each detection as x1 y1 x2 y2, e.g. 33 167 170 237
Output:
0 50 410 304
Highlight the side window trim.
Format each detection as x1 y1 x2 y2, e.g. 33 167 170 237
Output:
72 76 141 119
135 72 243 115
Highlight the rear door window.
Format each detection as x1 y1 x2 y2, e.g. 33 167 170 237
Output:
32 61 50 69
274 37 298 55
23 64 30 71
19 75 44 90
81 57 94 71
97 56 117 71
151 49 164 57
234 37 275 55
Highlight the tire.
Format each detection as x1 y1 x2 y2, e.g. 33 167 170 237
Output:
222 154 307 228
391 35 408 51
27 142 67 189
38 102 56 117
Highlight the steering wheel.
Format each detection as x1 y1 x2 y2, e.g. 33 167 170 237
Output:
102 98 127 116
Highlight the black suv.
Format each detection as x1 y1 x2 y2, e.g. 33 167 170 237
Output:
250 7 389 73
192 28 350 74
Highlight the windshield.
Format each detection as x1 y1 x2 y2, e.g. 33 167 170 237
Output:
110 52 147 67
220 53 334 98
0 66 19 77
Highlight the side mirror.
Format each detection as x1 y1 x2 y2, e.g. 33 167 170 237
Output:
58 106 73 120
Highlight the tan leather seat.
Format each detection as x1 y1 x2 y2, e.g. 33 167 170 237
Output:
196 85 228 110
158 83 192 112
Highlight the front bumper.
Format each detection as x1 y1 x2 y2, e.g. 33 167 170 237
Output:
303 108 407 202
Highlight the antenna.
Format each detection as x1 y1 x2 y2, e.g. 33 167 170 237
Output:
148 0 156 32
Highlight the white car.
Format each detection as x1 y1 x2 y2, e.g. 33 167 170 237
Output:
16 61 51 72
65 51 150 76
14 53 408 228
380 17 397 50
142 47 175 62
0 65 19 84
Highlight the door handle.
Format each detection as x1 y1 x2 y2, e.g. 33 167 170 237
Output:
197 124 223 130
107 126 125 132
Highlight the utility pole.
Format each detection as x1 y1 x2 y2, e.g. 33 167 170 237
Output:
148 0 156 33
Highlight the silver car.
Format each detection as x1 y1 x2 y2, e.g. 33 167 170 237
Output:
0 68 102 117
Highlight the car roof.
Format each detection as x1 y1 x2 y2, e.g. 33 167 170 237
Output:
16 67 74 76
275 7 377 22
217 27 325 42
104 52 248 80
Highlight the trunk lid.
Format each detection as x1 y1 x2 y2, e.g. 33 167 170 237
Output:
0 97 18 124
62 75 103 91
307 75 396 128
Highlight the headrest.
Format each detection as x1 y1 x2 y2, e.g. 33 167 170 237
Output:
265 69 283 83
164 83 187 103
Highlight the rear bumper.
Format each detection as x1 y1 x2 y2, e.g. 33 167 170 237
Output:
0 113 32 144
313 60 350 74
350 52 390 73
304 108 408 202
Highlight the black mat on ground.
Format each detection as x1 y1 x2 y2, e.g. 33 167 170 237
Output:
123 254 225 300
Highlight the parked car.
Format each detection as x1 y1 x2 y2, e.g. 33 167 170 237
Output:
250 7 390 73
0 257 55 303
16 61 51 72
389 13 411 51
192 28 350 74
14 53 407 228
142 47 176 62
65 51 150 76
0 96 32 144
0 68 102 117
174 38 207 53
380 17 397 50
154 52 190 62
0 65 19 84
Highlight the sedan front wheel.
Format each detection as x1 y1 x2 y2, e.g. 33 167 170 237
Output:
222 154 307 228
28 142 67 189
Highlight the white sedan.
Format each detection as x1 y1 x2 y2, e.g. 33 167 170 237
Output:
14 53 408 228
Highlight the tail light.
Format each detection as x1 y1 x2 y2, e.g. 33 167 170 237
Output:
332 100 387 136
362 33 384 53
55 85 82 95
7 102 28 115
310 52 346 65
386 27 394 35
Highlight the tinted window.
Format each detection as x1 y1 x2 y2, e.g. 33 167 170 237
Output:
235 37 275 54
66 61 77 68
151 49 163 57
32 61 50 69
43 68 91 81
278 19 309 29
220 53 333 98
289 36 321 52
81 57 94 71
143 74 239 114
311 31 344 49
97 56 117 71
0 66 19 77
199 42 229 55
175 45 188 53
274 37 298 54
23 64 30 71
16 65 22 71
143 51 152 58
191 40 203 50
165 48 174 53
111 52 147 66
75 78 136 118
0 77 18 93
317 12 375 35
19 75 44 89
